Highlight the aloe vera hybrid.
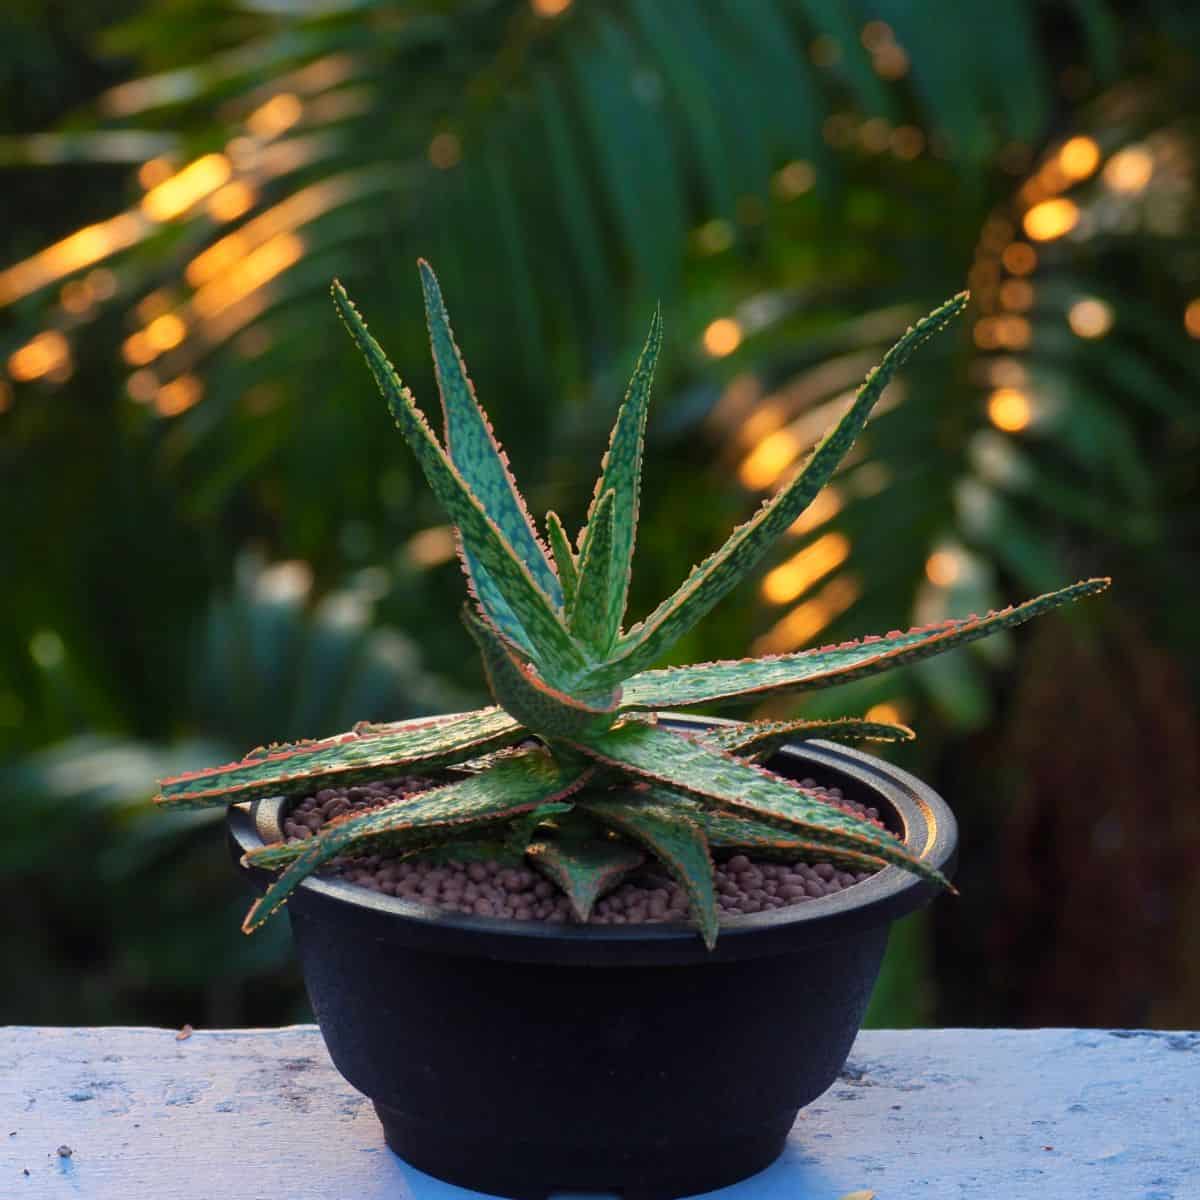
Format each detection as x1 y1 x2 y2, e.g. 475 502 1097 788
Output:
155 262 1108 947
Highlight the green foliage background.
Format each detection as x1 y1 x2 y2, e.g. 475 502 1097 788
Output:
2 0 1197 1029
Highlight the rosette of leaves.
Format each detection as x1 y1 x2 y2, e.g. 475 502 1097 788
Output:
155 263 1107 947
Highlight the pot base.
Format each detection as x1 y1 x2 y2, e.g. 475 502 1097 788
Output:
375 1101 792 1200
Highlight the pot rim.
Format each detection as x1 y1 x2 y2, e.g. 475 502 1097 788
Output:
227 712 958 965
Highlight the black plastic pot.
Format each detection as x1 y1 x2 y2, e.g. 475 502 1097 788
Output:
228 715 957 1200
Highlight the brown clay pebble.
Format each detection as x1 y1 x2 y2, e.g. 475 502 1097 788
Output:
284 774 887 927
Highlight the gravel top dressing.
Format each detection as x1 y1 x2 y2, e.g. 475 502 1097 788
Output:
281 772 885 925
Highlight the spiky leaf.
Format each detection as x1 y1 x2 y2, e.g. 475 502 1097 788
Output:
545 510 579 612
587 293 969 689
418 260 563 613
618 578 1110 711
155 707 523 808
700 717 914 761
576 305 662 646
463 606 617 738
579 794 718 948
332 281 588 681
570 488 617 653
526 816 646 921
680 800 888 873
572 720 947 887
241 750 589 930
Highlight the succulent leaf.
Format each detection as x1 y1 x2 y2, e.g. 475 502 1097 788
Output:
572 721 947 888
526 815 646 921
570 488 618 653
241 749 589 931
577 305 662 645
331 281 588 682
463 605 618 738
618 578 1110 711
700 717 915 761
155 707 523 808
678 801 888 873
587 293 969 689
579 794 718 949
545 510 579 612
417 260 563 610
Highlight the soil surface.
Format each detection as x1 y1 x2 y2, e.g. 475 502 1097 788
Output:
281 773 886 924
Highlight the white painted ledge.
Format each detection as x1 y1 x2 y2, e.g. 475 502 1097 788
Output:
2 1026 1194 1199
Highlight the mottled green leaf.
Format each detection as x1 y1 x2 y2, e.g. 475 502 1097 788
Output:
580 794 718 949
572 721 946 888
588 293 968 688
570 489 617 654
331 281 588 681
463 605 617 739
700 717 915 761
545 510 578 612
577 306 662 647
155 707 523 808
618 579 1110 711
417 259 563 628
241 750 588 931
678 800 888 873
526 820 645 922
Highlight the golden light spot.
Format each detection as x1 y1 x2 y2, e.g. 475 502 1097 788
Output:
86 268 117 299
121 331 156 366
1185 299 1200 339
925 549 962 587
141 154 232 222
739 428 800 490
138 157 174 189
872 43 909 80
1103 145 1153 194
0 216 142 306
155 374 203 416
773 160 816 198
996 315 1032 349
987 358 1027 388
703 317 742 358
60 279 93 315
428 131 462 170
860 21 894 51
859 118 891 154
890 125 924 160
761 533 851 605
136 290 172 322
8 331 69 381
225 136 259 170
1057 135 1100 182
145 312 187 352
865 701 906 725
998 279 1034 311
788 487 843 536
753 575 860 654
407 525 458 567
246 93 303 140
531 0 572 14
696 219 734 254
987 387 1032 432
207 180 256 223
1067 297 1113 339
192 231 304 319
972 318 1001 350
1001 242 1037 275
1023 198 1079 241
126 369 158 403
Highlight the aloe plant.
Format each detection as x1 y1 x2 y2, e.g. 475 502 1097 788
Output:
155 263 1108 947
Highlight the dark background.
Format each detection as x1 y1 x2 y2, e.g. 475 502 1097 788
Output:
2 0 1197 1030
